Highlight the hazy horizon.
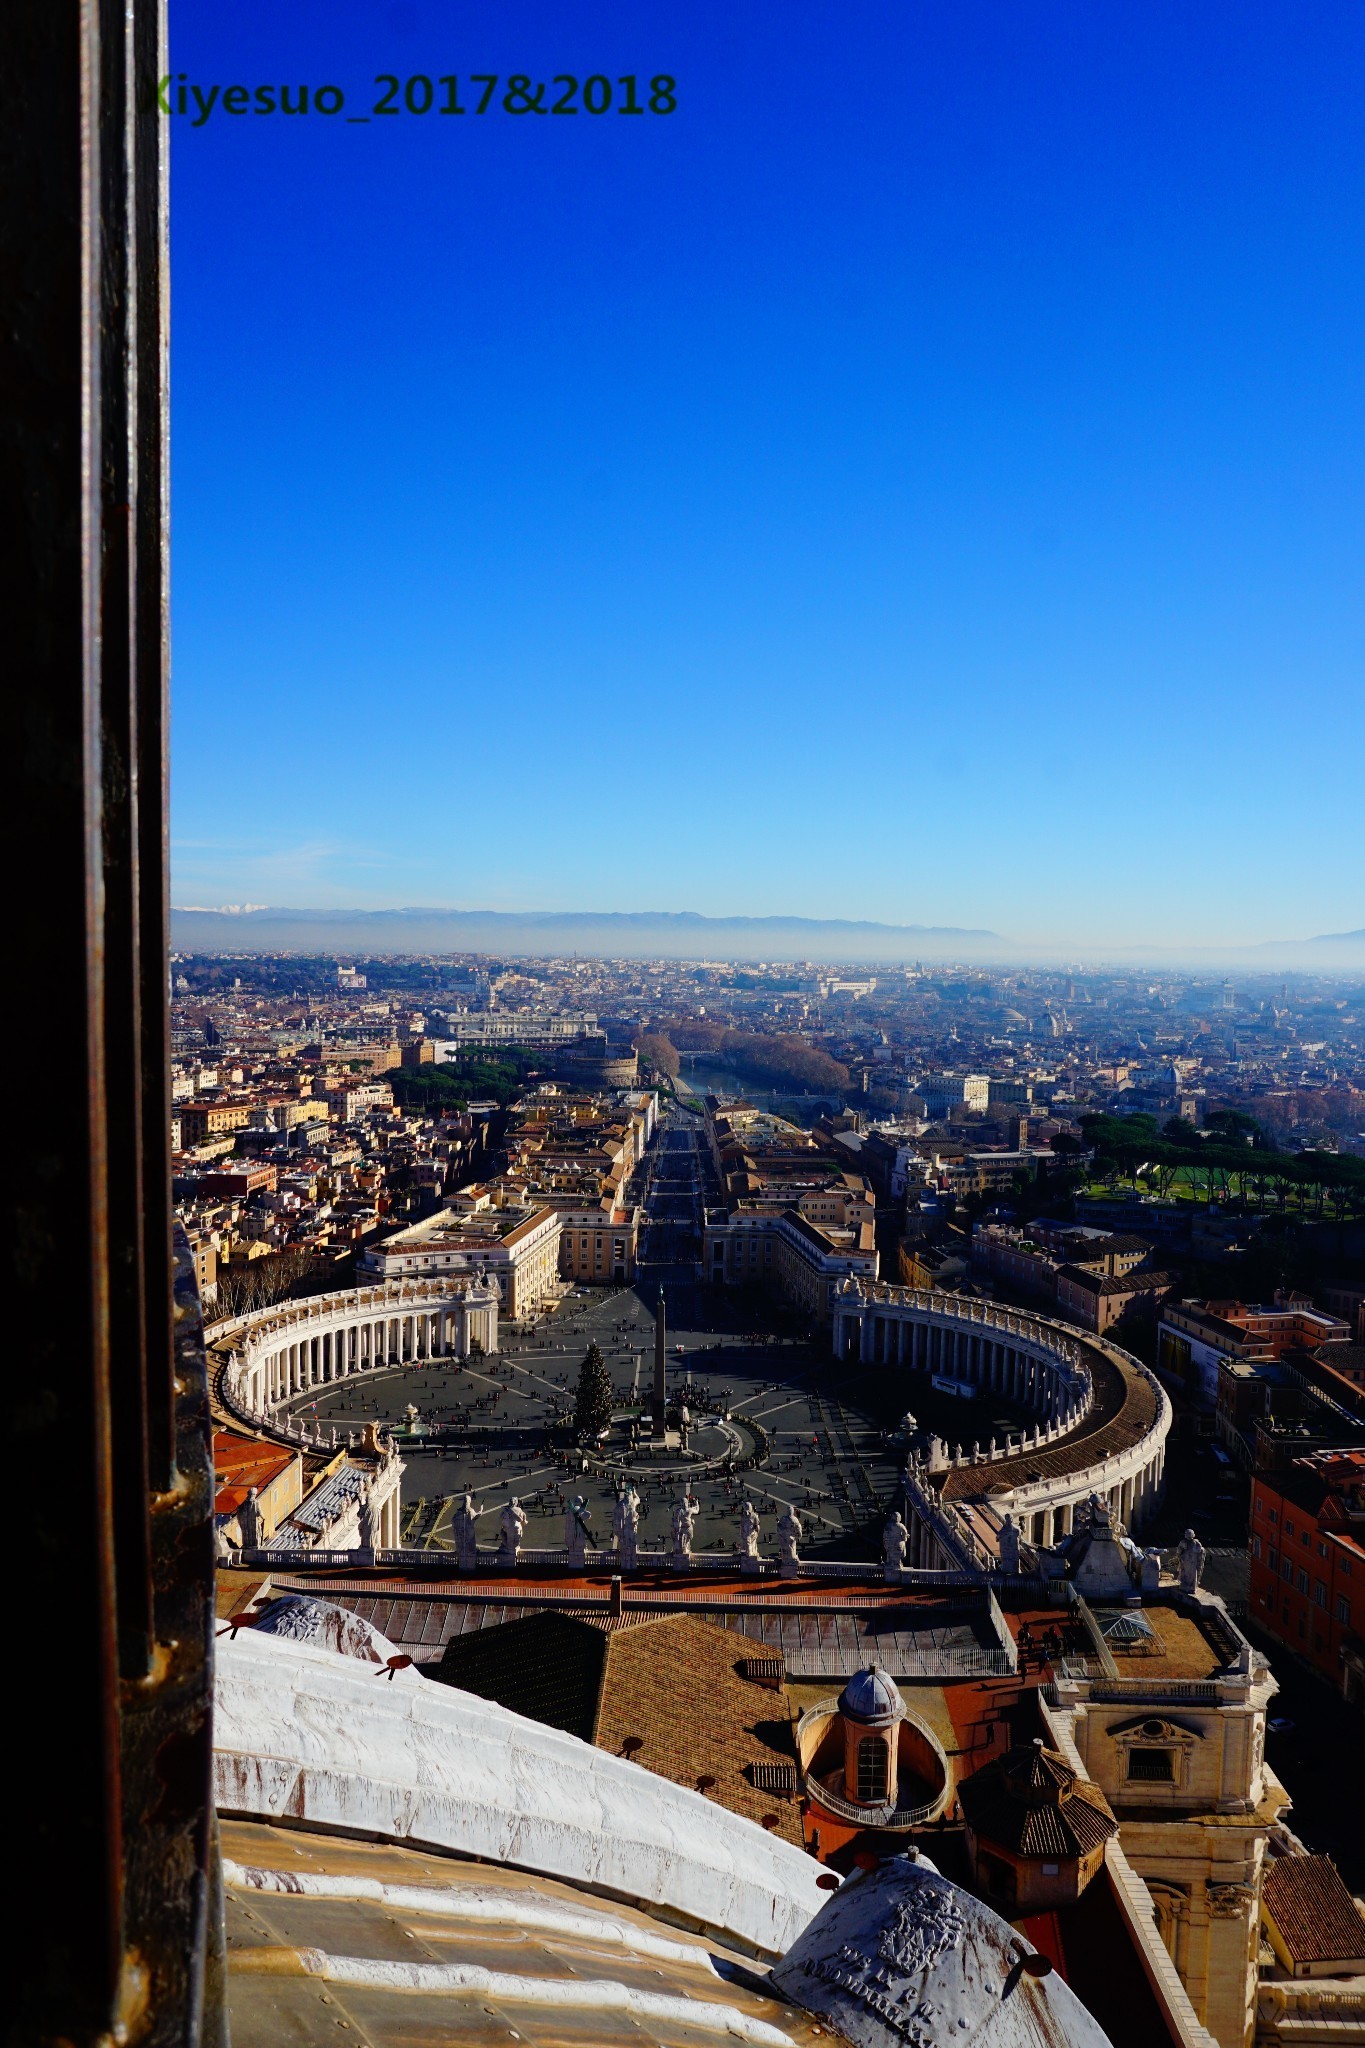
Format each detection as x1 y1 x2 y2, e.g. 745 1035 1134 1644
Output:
168 899 1365 971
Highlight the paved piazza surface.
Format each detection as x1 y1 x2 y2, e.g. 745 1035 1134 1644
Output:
304 1122 1041 1561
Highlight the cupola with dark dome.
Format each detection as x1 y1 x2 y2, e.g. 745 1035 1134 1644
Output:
837 1660 905 1809
795 1659 950 1829
837 1659 905 1727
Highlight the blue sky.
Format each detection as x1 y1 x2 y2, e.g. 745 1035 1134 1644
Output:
170 0 1365 949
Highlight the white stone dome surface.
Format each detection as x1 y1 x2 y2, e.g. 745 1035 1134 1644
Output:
214 1602 827 1957
246 1592 400 1663
772 1853 1114 2048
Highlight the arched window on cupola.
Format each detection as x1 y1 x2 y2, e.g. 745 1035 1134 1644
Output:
857 1735 889 1803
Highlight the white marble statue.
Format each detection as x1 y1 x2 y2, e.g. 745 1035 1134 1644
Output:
613 1485 641 1571
564 1493 591 1566
776 1503 802 1568
452 1491 479 1571
737 1497 761 1560
1176 1526 1207 1594
499 1495 528 1565
670 1492 698 1568
882 1510 909 1576
239 1484 263 1552
357 1488 378 1555
998 1511 1021 1576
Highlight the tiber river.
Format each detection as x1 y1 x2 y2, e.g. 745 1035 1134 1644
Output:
677 1057 851 1121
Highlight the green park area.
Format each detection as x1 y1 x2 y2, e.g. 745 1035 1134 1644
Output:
1079 1112 1365 1220
388 1051 541 1112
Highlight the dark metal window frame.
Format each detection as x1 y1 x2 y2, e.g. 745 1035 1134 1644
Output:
3 2 221 2041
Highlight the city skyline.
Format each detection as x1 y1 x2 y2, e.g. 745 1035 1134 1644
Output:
171 0 1365 944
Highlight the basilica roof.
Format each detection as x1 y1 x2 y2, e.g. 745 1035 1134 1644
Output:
215 1601 824 1957
957 1740 1119 1862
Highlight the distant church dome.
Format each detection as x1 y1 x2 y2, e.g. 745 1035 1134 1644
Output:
838 1660 905 1726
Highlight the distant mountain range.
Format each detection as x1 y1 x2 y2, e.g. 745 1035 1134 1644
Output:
169 905 1002 964
168 904 1365 971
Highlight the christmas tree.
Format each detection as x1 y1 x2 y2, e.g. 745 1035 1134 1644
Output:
572 1341 613 1440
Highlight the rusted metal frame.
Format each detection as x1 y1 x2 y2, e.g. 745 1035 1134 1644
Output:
136 0 176 1498
0 0 126 2032
108 0 225 2030
100 0 156 1684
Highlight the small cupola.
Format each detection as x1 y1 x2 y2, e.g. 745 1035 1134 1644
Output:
837 1661 906 1808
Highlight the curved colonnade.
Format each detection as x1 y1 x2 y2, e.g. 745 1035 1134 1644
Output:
833 1280 1171 1551
210 1278 501 1444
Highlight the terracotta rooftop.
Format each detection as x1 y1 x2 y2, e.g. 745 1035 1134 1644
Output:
1262 1854 1365 1968
257 1573 1008 1682
212 1429 297 1515
595 1612 805 1843
958 1739 1118 1861
433 1608 806 1845
435 1608 608 1742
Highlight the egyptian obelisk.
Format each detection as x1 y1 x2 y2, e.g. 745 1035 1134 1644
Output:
652 1286 667 1429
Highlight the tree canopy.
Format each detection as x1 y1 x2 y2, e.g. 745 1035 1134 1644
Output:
389 1053 538 1110
636 1031 680 1080
655 1021 849 1091
1080 1112 1365 1216
572 1342 614 1440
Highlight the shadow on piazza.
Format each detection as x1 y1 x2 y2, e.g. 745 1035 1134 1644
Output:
210 1271 1173 1580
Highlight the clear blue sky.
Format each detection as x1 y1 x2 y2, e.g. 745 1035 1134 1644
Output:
170 0 1365 949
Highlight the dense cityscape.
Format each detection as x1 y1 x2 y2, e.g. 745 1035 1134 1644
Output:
21 6 1365 2045
186 944 1365 2048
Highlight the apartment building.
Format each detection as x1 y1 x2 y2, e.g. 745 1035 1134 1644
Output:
699 1107 878 1316
1159 1299 1352 1409
1249 1449 1365 1704
359 1196 562 1318
178 1100 253 1146
1055 1262 1174 1335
